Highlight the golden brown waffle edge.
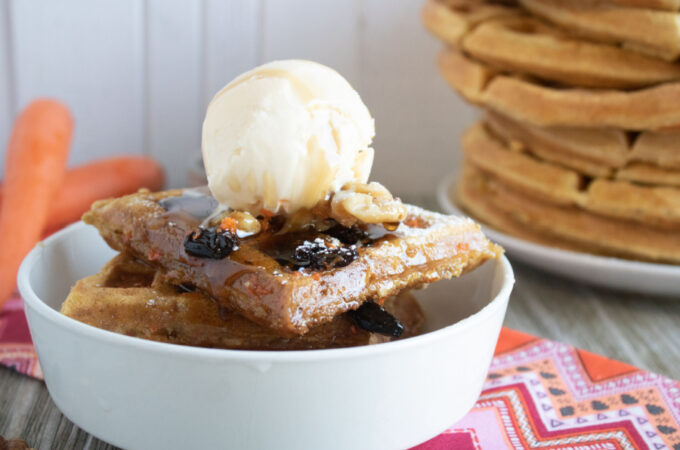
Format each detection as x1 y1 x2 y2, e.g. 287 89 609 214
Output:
457 163 680 263
438 48 680 130
463 122 680 230
424 0 680 88
61 254 425 350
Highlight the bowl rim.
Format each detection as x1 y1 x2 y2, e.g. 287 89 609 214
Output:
18 221 514 363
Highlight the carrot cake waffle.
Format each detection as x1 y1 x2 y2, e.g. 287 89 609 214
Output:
62 254 424 350
82 187 499 335
463 122 680 229
485 111 680 184
457 164 680 263
438 48 680 130
518 0 680 60
424 0 680 88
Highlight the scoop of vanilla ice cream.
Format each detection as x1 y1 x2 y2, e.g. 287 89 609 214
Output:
202 60 375 215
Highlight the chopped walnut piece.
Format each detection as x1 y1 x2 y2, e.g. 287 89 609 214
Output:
330 182 407 227
229 211 261 235
213 210 262 235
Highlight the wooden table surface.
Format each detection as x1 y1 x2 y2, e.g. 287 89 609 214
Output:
1 197 679 449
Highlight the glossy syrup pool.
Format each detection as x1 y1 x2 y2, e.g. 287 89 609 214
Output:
153 191 409 335
156 190 399 272
158 189 217 223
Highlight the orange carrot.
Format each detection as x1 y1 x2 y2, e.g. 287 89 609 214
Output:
219 216 237 233
0 100 73 305
0 156 165 231
45 156 164 230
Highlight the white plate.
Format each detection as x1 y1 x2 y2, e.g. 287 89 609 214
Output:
438 172 680 297
19 221 514 450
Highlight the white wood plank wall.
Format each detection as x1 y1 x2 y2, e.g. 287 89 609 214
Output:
0 0 477 196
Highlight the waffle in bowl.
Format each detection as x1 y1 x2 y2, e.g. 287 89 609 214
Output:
423 0 680 88
463 122 680 229
438 48 680 130
82 188 501 336
457 163 680 263
61 254 424 350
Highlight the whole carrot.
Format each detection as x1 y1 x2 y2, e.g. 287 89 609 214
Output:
0 156 165 231
46 156 164 230
0 100 73 305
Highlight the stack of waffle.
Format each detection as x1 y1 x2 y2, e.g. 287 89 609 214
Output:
423 0 680 263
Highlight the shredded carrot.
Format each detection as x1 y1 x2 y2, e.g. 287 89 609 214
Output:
378 297 386 306
457 242 470 252
260 208 275 218
148 248 161 261
312 273 321 281
148 321 160 333
219 217 237 233
404 216 424 228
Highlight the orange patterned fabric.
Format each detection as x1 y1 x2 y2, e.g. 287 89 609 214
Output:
494 327 538 356
415 327 680 449
577 348 638 382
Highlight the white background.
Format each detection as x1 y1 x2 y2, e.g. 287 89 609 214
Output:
0 0 477 195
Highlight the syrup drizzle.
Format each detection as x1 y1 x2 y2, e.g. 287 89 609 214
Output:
158 189 217 223
152 190 407 333
157 190 397 272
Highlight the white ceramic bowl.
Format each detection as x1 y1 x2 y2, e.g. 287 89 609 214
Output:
18 221 514 450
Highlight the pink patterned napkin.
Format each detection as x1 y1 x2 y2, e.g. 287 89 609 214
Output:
0 294 41 378
414 328 680 449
